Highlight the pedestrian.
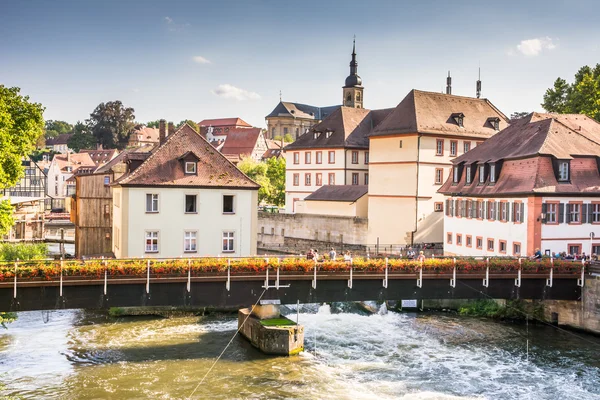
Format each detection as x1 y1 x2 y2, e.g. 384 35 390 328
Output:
329 247 337 260
306 248 314 260
344 250 352 262
417 251 426 262
531 248 543 260
407 247 416 260
314 249 320 262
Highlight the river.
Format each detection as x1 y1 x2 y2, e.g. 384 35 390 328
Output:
1 304 599 399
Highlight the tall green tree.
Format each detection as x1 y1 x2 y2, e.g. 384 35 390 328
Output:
265 156 285 206
44 120 73 139
87 101 135 149
237 157 272 204
178 119 199 132
542 64 600 121
146 120 160 128
0 86 44 328
67 121 96 152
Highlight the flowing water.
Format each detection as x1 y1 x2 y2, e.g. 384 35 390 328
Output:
0 304 599 399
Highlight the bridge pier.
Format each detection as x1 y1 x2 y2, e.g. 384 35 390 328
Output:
238 300 304 356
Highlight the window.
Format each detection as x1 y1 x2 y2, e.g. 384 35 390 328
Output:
546 202 558 223
293 152 299 164
313 132 319 139
513 242 522 256
296 128 299 136
104 176 110 186
514 202 522 223
328 151 335 164
450 140 458 156
487 201 496 220
184 231 197 252
453 167 459 183
305 152 311 164
352 173 359 185
222 232 235 252
487 239 494 251
399 140 403 148
456 234 462 246
223 195 235 214
316 151 322 164
305 173 311 186
466 200 472 218
352 151 359 164
447 232 452 244
185 194 197 213
489 164 496 183
479 165 485 183
326 131 332 138
283 127 288 135
293 173 299 186
465 166 472 184
592 203 600 223
316 173 322 186
185 162 197 174
364 173 369 185
146 194 159 213
436 139 444 156
568 244 581 256
567 203 581 224
271 127 275 136
558 161 569 182
499 240 507 253
466 235 472 247
434 202 443 212
464 142 471 153
104 204 110 216
145 231 159 253
476 237 483 249
435 168 443 185
365 152 369 164
500 202 508 221
328 173 335 185
477 200 483 219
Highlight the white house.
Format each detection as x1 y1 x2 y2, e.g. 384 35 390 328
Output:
112 121 260 258
440 112 600 257
46 152 96 198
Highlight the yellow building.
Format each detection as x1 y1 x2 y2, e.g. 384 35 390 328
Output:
367 89 509 246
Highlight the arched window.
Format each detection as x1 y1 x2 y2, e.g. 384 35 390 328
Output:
356 93 361 101
346 94 351 102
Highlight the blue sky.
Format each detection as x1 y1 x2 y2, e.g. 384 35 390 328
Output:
1 0 599 128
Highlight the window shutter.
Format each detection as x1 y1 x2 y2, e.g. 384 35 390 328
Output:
483 201 487 220
586 204 593 224
541 203 547 223
565 204 571 223
445 199 449 216
559 203 565 223
509 203 513 222
495 201 500 220
520 203 525 223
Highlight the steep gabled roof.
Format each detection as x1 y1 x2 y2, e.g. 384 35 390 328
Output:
220 128 264 158
371 89 509 138
80 149 119 165
46 133 73 146
284 107 393 150
305 185 368 202
198 117 252 128
115 124 259 189
266 101 339 120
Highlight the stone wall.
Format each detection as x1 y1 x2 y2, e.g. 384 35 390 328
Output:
542 276 600 334
258 212 368 253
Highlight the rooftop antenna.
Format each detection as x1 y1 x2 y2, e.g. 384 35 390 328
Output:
446 71 452 95
476 66 482 99
279 90 282 102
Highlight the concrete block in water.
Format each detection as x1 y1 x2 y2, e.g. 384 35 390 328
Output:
238 308 304 356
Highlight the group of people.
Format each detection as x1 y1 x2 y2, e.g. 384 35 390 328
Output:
306 248 353 262
531 248 596 261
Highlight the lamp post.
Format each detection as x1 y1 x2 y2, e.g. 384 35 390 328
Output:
590 232 595 258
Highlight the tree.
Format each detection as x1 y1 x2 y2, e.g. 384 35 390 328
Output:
44 120 72 139
510 111 530 120
265 156 285 206
542 64 600 121
146 120 160 128
87 101 135 149
237 157 272 204
283 133 294 143
67 121 96 152
178 119 199 132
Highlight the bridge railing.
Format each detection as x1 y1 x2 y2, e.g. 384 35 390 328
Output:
0 256 585 283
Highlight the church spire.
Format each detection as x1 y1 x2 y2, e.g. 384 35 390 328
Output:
350 36 357 75
343 36 364 108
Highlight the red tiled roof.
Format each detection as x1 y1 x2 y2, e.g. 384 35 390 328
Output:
197 118 251 128
129 126 159 143
371 89 509 138
80 149 119 165
115 124 259 189
220 128 263 158
46 133 72 146
53 153 96 173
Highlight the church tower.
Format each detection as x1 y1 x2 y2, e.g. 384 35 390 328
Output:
343 38 363 108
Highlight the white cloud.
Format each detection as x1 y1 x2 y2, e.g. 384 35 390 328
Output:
211 84 261 101
164 16 190 32
192 56 211 64
516 37 556 56
164 16 173 24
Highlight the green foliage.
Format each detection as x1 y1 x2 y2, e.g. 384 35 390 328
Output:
542 64 600 121
265 156 285 206
510 111 530 120
178 119 199 132
0 200 15 236
87 101 135 149
44 119 72 139
29 148 58 162
67 121 96 152
260 317 295 326
237 156 285 206
283 133 294 143
0 312 17 329
146 120 160 128
458 299 545 321
0 85 45 235
0 242 48 262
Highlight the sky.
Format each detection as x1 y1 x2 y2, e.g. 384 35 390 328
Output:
1 0 599 128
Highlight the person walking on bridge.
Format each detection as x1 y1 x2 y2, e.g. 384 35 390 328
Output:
329 247 337 260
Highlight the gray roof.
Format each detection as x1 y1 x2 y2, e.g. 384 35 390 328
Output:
305 185 368 202
266 101 340 120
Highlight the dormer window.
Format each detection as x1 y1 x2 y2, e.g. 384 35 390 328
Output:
488 117 500 131
558 161 570 182
479 165 486 183
451 113 465 128
326 131 332 138
453 166 460 183
489 163 496 183
185 162 197 174
466 165 472 184
313 132 320 140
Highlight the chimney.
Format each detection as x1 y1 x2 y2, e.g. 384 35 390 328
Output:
168 122 175 137
96 142 103 150
446 71 452 95
159 119 166 145
67 151 71 163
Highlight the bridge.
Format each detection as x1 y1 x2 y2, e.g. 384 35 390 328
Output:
0 257 586 312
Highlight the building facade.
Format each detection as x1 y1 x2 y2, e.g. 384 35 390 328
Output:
367 90 509 245
112 122 260 258
198 117 252 137
46 153 96 198
440 113 600 257
45 134 72 153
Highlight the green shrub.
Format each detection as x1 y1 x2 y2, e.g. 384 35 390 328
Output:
0 243 48 262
